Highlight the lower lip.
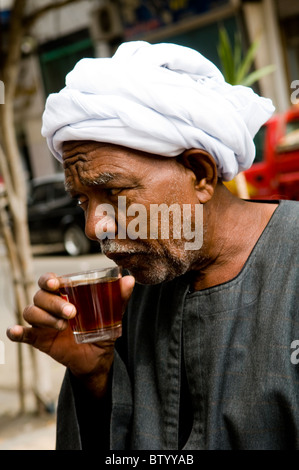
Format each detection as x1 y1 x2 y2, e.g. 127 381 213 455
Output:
106 252 145 262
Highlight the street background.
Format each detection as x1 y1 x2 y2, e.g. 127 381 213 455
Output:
0 245 115 450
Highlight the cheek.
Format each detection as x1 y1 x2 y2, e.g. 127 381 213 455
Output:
120 198 198 246
158 176 197 206
85 200 118 241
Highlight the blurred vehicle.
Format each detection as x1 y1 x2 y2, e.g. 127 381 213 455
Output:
244 105 299 201
27 173 98 256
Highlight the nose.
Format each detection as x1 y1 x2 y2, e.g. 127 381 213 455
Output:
85 202 117 241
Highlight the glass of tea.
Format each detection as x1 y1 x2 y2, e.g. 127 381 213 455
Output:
58 266 122 344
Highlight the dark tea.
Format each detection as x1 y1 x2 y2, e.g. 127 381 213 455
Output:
58 268 122 343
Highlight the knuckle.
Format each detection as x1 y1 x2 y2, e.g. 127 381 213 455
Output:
33 288 62 314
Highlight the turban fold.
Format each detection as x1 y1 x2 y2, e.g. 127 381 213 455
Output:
41 41 274 181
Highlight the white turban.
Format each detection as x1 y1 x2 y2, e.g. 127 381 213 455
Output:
41 41 274 181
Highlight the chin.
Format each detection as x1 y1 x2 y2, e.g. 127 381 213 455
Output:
109 248 192 285
126 264 180 285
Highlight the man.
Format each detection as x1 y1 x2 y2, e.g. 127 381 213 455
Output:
7 42 299 450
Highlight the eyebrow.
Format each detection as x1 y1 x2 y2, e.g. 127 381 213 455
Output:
64 172 132 194
82 172 116 186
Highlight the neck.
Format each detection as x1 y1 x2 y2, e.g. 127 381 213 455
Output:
190 183 278 290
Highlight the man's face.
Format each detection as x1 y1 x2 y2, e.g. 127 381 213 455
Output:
62 141 204 284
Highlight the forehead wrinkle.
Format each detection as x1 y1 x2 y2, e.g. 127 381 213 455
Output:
63 143 152 194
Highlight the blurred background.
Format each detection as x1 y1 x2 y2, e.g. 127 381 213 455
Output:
0 0 299 450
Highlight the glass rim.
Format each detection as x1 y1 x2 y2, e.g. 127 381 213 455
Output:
57 266 122 283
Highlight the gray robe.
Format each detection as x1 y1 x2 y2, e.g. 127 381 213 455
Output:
56 200 299 450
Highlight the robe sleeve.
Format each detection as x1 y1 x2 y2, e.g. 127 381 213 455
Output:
56 368 112 450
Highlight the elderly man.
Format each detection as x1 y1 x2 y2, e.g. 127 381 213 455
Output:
7 42 299 450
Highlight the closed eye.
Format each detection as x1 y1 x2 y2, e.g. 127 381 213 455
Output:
106 188 123 196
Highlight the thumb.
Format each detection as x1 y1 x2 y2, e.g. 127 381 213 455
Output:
120 275 135 309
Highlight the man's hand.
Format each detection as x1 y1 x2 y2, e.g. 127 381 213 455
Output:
6 272 135 398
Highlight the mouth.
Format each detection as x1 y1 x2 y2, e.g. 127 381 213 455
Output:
105 251 128 260
105 250 146 260
103 250 152 271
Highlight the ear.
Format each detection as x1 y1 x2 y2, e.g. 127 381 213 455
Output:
179 149 218 203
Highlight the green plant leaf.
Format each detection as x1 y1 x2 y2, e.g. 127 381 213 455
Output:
233 32 242 73
217 26 275 87
239 64 276 87
234 38 260 85
217 27 235 84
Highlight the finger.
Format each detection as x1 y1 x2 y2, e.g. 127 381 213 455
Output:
119 275 135 308
33 289 76 319
7 325 37 345
37 272 60 291
23 304 69 330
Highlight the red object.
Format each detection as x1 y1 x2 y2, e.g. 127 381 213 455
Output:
244 105 299 201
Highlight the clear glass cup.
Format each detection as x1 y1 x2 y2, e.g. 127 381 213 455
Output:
58 266 122 344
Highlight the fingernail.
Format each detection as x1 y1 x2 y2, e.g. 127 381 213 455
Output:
7 327 18 340
47 278 58 289
56 319 67 331
63 304 75 318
